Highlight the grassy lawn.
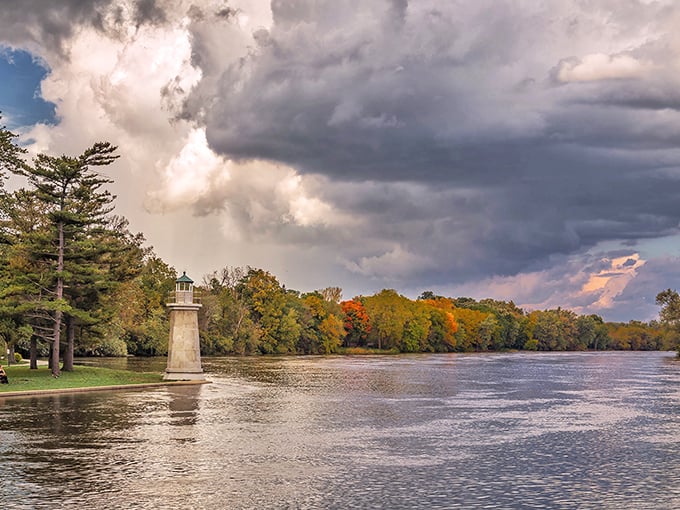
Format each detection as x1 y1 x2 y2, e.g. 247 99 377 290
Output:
0 363 164 392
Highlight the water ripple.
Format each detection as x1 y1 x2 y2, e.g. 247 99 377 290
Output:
2 352 680 509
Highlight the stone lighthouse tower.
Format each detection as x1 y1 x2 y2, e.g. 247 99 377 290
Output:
164 272 205 381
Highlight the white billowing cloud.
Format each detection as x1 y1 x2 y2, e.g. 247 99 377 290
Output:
20 18 199 160
10 0 339 265
215 161 349 235
13 16 208 241
145 127 227 211
556 53 649 83
147 126 347 240
279 174 334 227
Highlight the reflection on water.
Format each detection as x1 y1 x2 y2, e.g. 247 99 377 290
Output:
2 352 680 509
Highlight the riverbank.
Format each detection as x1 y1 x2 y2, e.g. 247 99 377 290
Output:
0 363 208 398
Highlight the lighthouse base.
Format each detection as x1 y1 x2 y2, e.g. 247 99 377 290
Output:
165 303 205 381
164 369 206 381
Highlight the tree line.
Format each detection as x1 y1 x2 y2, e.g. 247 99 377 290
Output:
1 123 679 374
197 281 680 355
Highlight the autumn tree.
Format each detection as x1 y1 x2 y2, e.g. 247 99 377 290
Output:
105 252 175 356
199 266 250 354
237 268 301 354
605 321 665 351
321 286 343 303
319 315 345 354
300 291 344 354
362 290 412 350
452 307 488 351
341 298 372 347
417 298 457 351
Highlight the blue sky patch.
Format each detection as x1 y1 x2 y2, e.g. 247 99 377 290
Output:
0 47 57 129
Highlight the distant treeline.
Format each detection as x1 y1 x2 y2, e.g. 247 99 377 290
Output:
5 255 679 360
194 269 680 356
0 125 678 368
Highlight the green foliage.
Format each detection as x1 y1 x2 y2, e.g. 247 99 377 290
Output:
531 309 579 350
104 254 175 356
523 338 539 351
426 308 457 352
657 289 680 327
196 267 351 355
363 290 410 350
75 335 127 357
237 268 287 354
0 132 158 366
0 116 26 180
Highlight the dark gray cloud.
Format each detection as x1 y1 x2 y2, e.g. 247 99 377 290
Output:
182 0 680 287
132 0 167 26
0 0 105 55
0 0 171 56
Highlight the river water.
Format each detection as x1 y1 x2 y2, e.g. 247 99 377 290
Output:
1 352 680 509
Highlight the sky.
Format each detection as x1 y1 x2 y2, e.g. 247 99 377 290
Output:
1 0 680 322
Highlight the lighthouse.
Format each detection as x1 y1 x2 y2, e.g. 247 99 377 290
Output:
164 272 205 381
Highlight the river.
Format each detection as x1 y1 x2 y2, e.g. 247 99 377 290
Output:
1 352 680 509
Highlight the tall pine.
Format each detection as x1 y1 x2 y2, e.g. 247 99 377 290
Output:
9 143 119 376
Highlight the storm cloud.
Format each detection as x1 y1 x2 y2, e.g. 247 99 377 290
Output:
0 0 171 56
185 1 680 283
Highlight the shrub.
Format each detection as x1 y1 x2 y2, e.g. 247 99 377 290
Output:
523 338 539 351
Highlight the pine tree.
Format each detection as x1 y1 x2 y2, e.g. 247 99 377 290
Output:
6 143 119 375
0 189 53 368
0 115 25 181
60 216 145 368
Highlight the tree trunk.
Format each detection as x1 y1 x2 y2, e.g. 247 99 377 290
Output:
51 314 61 376
7 344 14 366
62 317 74 371
51 221 64 377
30 337 38 369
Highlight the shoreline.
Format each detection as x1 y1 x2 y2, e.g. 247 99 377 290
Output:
0 379 210 399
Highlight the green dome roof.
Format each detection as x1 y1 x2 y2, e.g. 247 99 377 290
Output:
176 271 194 284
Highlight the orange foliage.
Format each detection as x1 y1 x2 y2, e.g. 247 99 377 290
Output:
421 298 459 334
340 299 372 347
